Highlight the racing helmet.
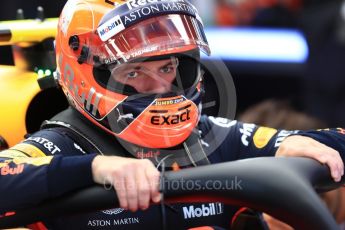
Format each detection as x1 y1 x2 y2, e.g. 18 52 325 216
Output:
56 0 211 148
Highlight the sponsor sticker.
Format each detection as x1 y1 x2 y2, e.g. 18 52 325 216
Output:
239 124 256 146
1 164 24 176
25 137 61 155
253 127 277 149
126 0 186 10
155 97 184 106
182 203 224 219
136 150 160 159
122 0 198 26
126 46 159 59
74 143 86 154
113 217 140 225
98 15 125 41
100 0 200 36
151 109 191 125
274 130 298 147
87 217 140 226
209 116 237 128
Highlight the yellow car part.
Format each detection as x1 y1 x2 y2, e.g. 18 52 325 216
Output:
0 65 41 147
0 18 58 46
0 18 59 147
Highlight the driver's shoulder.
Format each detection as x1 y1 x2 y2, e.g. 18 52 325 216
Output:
16 128 87 157
199 115 238 133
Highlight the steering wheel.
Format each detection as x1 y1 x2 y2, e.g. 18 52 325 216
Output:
0 157 342 229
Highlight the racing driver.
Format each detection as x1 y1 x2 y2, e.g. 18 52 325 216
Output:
1 0 345 229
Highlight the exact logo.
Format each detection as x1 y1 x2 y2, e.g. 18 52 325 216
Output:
151 109 191 125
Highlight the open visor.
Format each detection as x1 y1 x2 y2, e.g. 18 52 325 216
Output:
94 50 203 96
90 14 210 66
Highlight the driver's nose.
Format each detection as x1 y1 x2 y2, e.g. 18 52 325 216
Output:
140 77 172 94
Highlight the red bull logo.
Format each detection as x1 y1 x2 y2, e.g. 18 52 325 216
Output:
1 164 24 176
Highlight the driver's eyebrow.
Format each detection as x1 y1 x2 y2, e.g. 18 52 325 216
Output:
113 59 177 73
158 60 176 70
115 64 142 73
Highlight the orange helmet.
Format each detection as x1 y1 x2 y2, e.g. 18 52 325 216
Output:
56 0 210 148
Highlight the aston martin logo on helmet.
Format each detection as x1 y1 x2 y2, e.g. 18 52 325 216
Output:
98 0 200 38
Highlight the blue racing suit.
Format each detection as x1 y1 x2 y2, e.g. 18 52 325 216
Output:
1 113 345 229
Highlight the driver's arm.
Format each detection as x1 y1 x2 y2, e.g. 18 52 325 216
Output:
276 130 345 182
202 116 344 181
0 128 161 213
0 150 97 213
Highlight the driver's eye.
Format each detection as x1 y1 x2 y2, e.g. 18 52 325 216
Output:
160 65 174 74
126 71 139 79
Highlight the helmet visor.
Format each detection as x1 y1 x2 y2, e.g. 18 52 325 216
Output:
94 50 202 96
90 14 210 66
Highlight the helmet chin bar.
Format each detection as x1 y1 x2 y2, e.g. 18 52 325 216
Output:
92 91 202 149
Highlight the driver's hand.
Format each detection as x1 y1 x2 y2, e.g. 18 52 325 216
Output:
276 135 344 182
263 213 294 230
91 156 161 212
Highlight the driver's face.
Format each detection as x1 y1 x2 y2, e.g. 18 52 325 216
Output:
111 58 178 94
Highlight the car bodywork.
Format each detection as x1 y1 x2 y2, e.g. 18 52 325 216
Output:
0 17 67 147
